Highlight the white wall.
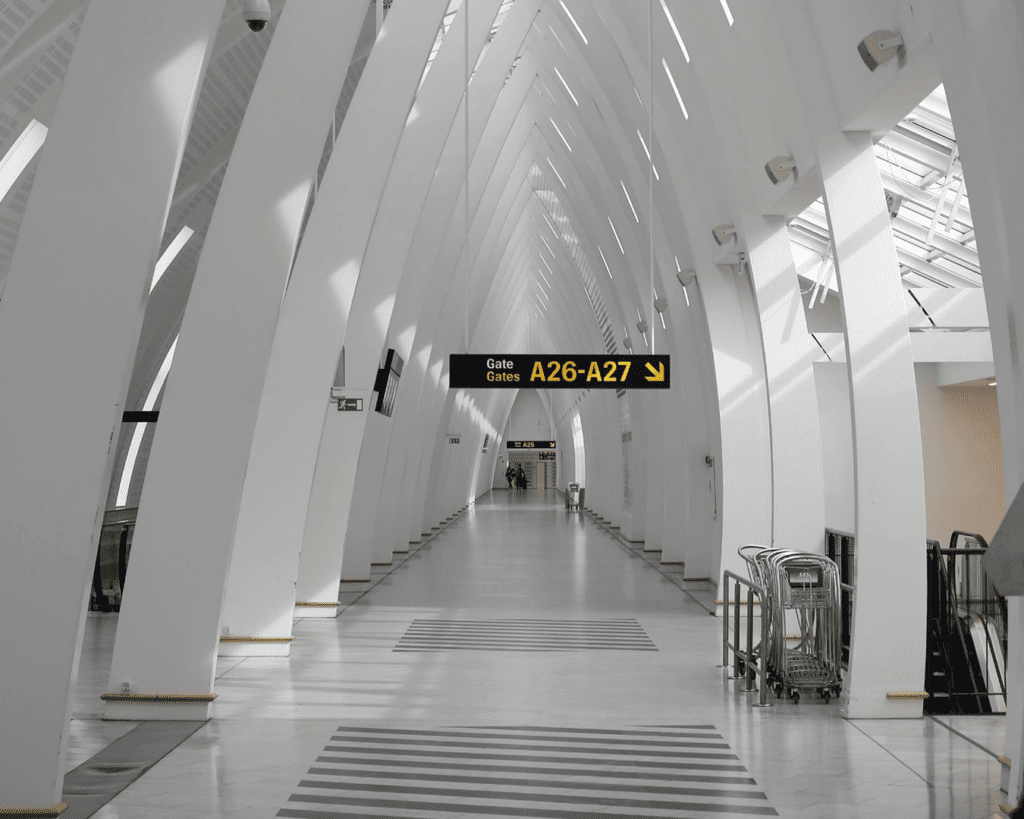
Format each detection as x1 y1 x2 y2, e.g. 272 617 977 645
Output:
503 388 552 440
916 363 1006 545
815 362 855 535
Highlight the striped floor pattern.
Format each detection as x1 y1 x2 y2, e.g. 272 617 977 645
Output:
393 618 657 651
278 726 778 818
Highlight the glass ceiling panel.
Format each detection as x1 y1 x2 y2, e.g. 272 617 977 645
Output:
789 84 979 290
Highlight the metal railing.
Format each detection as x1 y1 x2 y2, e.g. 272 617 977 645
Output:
825 530 854 669
934 532 1007 712
721 570 771 707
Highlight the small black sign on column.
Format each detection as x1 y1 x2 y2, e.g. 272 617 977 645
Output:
373 349 404 417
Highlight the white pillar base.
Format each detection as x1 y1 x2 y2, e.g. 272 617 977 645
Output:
293 603 339 619
217 638 292 657
102 697 213 721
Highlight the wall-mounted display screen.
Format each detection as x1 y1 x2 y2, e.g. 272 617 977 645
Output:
373 348 404 417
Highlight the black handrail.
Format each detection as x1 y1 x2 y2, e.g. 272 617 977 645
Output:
930 540 986 713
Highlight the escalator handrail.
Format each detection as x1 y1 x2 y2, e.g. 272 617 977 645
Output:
932 541 986 712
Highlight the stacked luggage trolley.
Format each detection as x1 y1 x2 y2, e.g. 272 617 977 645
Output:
739 545 844 703
723 545 843 705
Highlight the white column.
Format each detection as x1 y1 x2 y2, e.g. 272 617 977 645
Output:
297 0 503 594
930 0 1024 795
229 0 449 613
699 262 773 588
106 2 368 699
742 215 826 552
0 0 225 807
819 134 927 718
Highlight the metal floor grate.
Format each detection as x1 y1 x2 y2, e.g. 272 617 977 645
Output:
392 618 657 651
278 725 779 818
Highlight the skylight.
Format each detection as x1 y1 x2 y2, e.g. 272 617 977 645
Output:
598 245 613 279
546 157 566 188
660 0 690 62
150 226 194 293
621 181 639 222
554 66 578 106
559 0 588 44
550 117 572 152
608 216 625 254
115 335 179 507
637 130 660 180
719 0 734 26
662 58 689 119
0 118 47 202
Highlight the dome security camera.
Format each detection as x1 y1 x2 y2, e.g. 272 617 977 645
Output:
243 0 271 32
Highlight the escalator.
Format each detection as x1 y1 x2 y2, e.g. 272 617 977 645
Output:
924 534 1006 715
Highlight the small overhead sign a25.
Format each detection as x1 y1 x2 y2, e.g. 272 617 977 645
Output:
449 355 670 389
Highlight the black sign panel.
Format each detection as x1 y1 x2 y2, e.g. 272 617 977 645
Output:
450 355 670 389
507 440 556 449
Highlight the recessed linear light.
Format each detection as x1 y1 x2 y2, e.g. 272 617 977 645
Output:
662 58 689 119
660 0 690 62
540 235 554 256
546 157 566 187
719 0 734 26
539 254 555 278
559 0 588 44
621 181 639 223
598 245 613 279
550 117 572 152
608 216 625 254
150 226 194 293
554 66 578 106
0 118 47 202
636 130 659 180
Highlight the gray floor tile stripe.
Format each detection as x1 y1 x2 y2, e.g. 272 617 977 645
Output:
396 636 655 644
393 646 659 652
304 767 766 798
323 744 738 760
474 725 722 736
413 618 640 624
314 756 753 780
318 750 746 770
330 726 726 744
60 720 206 819
284 793 780 817
297 778 770 806
328 735 732 752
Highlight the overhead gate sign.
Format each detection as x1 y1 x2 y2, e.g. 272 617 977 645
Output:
449 355 669 389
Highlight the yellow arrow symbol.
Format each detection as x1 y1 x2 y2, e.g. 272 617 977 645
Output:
645 362 665 381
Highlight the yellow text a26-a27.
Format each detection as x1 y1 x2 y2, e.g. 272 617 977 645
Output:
529 359 632 383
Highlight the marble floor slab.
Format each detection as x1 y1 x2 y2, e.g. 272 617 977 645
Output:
66 490 1008 818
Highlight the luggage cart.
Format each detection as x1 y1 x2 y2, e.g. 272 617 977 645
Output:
743 547 843 703
565 482 581 510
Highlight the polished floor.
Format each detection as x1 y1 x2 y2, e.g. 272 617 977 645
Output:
68 489 1007 818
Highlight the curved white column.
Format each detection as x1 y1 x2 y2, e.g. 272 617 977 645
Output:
225 0 449 611
742 215 826 553
104 3 368 687
294 0 508 592
780 3 927 719
930 0 1024 796
0 0 226 805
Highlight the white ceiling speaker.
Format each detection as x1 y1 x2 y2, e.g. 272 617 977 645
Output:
654 298 668 313
623 336 632 349
765 156 797 185
242 0 271 32
858 29 905 71
712 224 736 246
885 191 903 220
676 269 696 287
636 320 649 334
